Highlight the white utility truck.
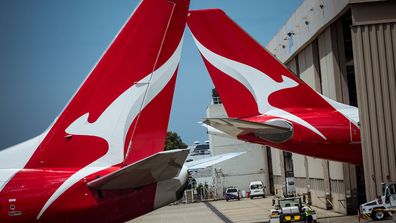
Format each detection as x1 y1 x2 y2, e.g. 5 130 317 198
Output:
360 182 396 221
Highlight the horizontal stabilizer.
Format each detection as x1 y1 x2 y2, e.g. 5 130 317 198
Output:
201 123 234 139
203 118 293 143
186 152 245 170
88 149 189 190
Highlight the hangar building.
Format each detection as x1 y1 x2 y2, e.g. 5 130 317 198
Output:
207 0 396 215
266 0 396 214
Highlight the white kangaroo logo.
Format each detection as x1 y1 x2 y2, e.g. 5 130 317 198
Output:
192 36 326 140
37 39 183 219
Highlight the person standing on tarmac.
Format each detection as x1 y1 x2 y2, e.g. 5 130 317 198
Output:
304 205 314 223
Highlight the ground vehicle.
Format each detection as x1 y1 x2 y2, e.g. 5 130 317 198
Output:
269 196 317 223
225 187 241 201
285 177 296 197
250 181 265 199
360 182 396 221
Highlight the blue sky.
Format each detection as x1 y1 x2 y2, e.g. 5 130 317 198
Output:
0 0 302 149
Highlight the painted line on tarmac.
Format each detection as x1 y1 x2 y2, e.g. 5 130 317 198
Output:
204 202 233 223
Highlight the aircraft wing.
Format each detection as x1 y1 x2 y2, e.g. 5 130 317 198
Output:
186 152 245 170
203 118 293 143
88 149 189 190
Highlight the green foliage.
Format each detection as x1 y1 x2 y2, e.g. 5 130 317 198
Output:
164 131 188 151
196 183 203 196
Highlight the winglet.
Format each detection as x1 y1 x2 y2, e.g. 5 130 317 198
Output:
186 152 245 170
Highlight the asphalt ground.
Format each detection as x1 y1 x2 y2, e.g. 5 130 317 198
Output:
128 197 394 223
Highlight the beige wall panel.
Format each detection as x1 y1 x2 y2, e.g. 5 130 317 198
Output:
274 175 284 196
391 24 396 174
376 24 396 180
351 25 376 199
318 28 339 100
369 24 390 180
351 21 396 200
308 178 327 209
362 25 384 197
299 43 323 92
383 23 396 180
299 44 317 89
332 20 350 103
271 148 282 176
318 25 349 102
286 58 299 74
307 157 324 179
294 177 308 195
279 151 286 190
292 154 306 178
330 179 347 214
329 161 345 180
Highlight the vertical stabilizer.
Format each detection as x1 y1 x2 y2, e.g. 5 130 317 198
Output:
187 9 339 119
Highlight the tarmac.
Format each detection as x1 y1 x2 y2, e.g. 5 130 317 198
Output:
128 197 394 223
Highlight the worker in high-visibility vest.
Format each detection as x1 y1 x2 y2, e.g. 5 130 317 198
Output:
304 205 314 223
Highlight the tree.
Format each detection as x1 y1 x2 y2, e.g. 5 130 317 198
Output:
164 131 188 151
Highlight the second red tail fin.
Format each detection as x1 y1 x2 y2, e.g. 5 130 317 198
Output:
187 9 333 119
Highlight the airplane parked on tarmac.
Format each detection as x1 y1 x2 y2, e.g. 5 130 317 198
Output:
187 9 362 165
0 1 242 222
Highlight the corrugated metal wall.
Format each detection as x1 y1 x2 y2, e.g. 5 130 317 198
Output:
268 0 396 204
351 22 396 199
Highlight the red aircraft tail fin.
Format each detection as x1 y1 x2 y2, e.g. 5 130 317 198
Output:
187 9 333 119
0 0 191 220
23 0 189 169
